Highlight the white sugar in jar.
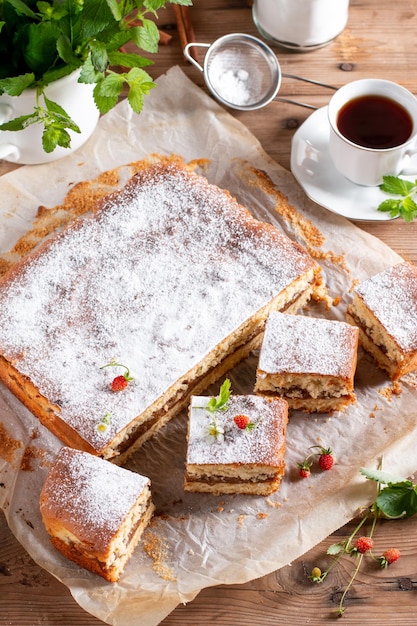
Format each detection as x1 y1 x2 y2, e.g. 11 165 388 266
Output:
252 0 349 51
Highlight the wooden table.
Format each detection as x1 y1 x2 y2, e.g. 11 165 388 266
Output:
1 1 417 624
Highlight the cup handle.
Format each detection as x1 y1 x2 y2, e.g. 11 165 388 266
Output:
400 146 417 176
0 143 20 162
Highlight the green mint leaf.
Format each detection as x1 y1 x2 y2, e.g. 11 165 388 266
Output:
108 50 153 69
125 67 155 112
90 40 110 73
376 483 417 518
93 79 120 114
75 0 115 42
130 19 160 53
0 73 35 96
146 0 192 9
5 0 37 18
377 198 401 217
206 379 232 413
43 95 81 133
104 0 124 21
24 21 62 75
42 125 71 153
399 195 417 222
78 55 104 84
0 113 39 131
380 175 415 196
56 34 81 66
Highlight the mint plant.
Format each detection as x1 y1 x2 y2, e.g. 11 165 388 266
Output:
0 0 192 153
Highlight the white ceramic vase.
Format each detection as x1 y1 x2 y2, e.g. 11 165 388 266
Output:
0 68 100 165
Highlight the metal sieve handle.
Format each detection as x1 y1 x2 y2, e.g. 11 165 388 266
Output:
184 42 210 71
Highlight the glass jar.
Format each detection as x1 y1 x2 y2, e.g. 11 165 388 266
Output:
252 0 350 52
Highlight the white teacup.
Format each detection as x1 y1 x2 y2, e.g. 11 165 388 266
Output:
0 69 100 165
327 78 417 187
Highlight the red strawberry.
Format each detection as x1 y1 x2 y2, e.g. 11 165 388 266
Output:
379 548 401 567
111 375 129 391
353 536 374 554
100 360 134 392
297 460 312 478
234 414 250 429
317 447 334 471
233 413 258 432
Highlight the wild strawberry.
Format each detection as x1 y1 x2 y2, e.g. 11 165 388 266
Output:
318 448 334 471
353 536 374 554
100 359 134 392
111 375 129 391
234 414 249 429
379 547 401 567
233 414 257 431
297 460 312 478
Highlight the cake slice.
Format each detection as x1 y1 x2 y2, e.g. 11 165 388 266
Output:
39 446 155 582
346 261 417 380
184 381 288 496
0 157 324 462
255 312 359 413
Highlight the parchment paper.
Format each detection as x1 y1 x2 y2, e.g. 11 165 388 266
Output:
0 66 416 626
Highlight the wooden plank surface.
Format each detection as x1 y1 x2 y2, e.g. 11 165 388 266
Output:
1 1 417 624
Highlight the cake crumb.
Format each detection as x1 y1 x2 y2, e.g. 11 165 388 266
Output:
266 498 282 508
143 529 176 582
369 403 382 418
378 381 403 402
0 422 22 466
237 514 246 527
256 512 268 520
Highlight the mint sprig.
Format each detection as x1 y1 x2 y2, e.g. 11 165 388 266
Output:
377 175 417 222
205 379 231 413
0 0 192 154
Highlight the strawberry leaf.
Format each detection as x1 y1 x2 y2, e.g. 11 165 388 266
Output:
327 542 345 556
360 467 407 485
376 483 417 518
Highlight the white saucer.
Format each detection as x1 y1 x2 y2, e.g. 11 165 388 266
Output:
290 106 398 221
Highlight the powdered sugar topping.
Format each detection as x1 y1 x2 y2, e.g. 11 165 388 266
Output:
41 447 149 549
258 311 358 378
187 395 287 466
0 162 315 452
355 261 417 352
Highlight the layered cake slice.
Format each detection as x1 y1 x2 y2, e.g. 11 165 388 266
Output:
346 261 417 380
0 157 324 462
39 446 155 582
255 312 359 413
184 381 288 496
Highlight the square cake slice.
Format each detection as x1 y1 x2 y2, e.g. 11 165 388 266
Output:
346 261 417 380
184 385 288 496
39 446 155 582
0 157 324 462
255 312 359 413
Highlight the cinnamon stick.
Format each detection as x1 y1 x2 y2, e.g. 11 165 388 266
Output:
173 5 200 63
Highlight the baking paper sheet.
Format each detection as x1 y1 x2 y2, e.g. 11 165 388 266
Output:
0 66 416 626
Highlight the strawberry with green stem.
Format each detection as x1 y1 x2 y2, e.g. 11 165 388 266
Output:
308 463 412 616
100 359 134 391
297 445 334 477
